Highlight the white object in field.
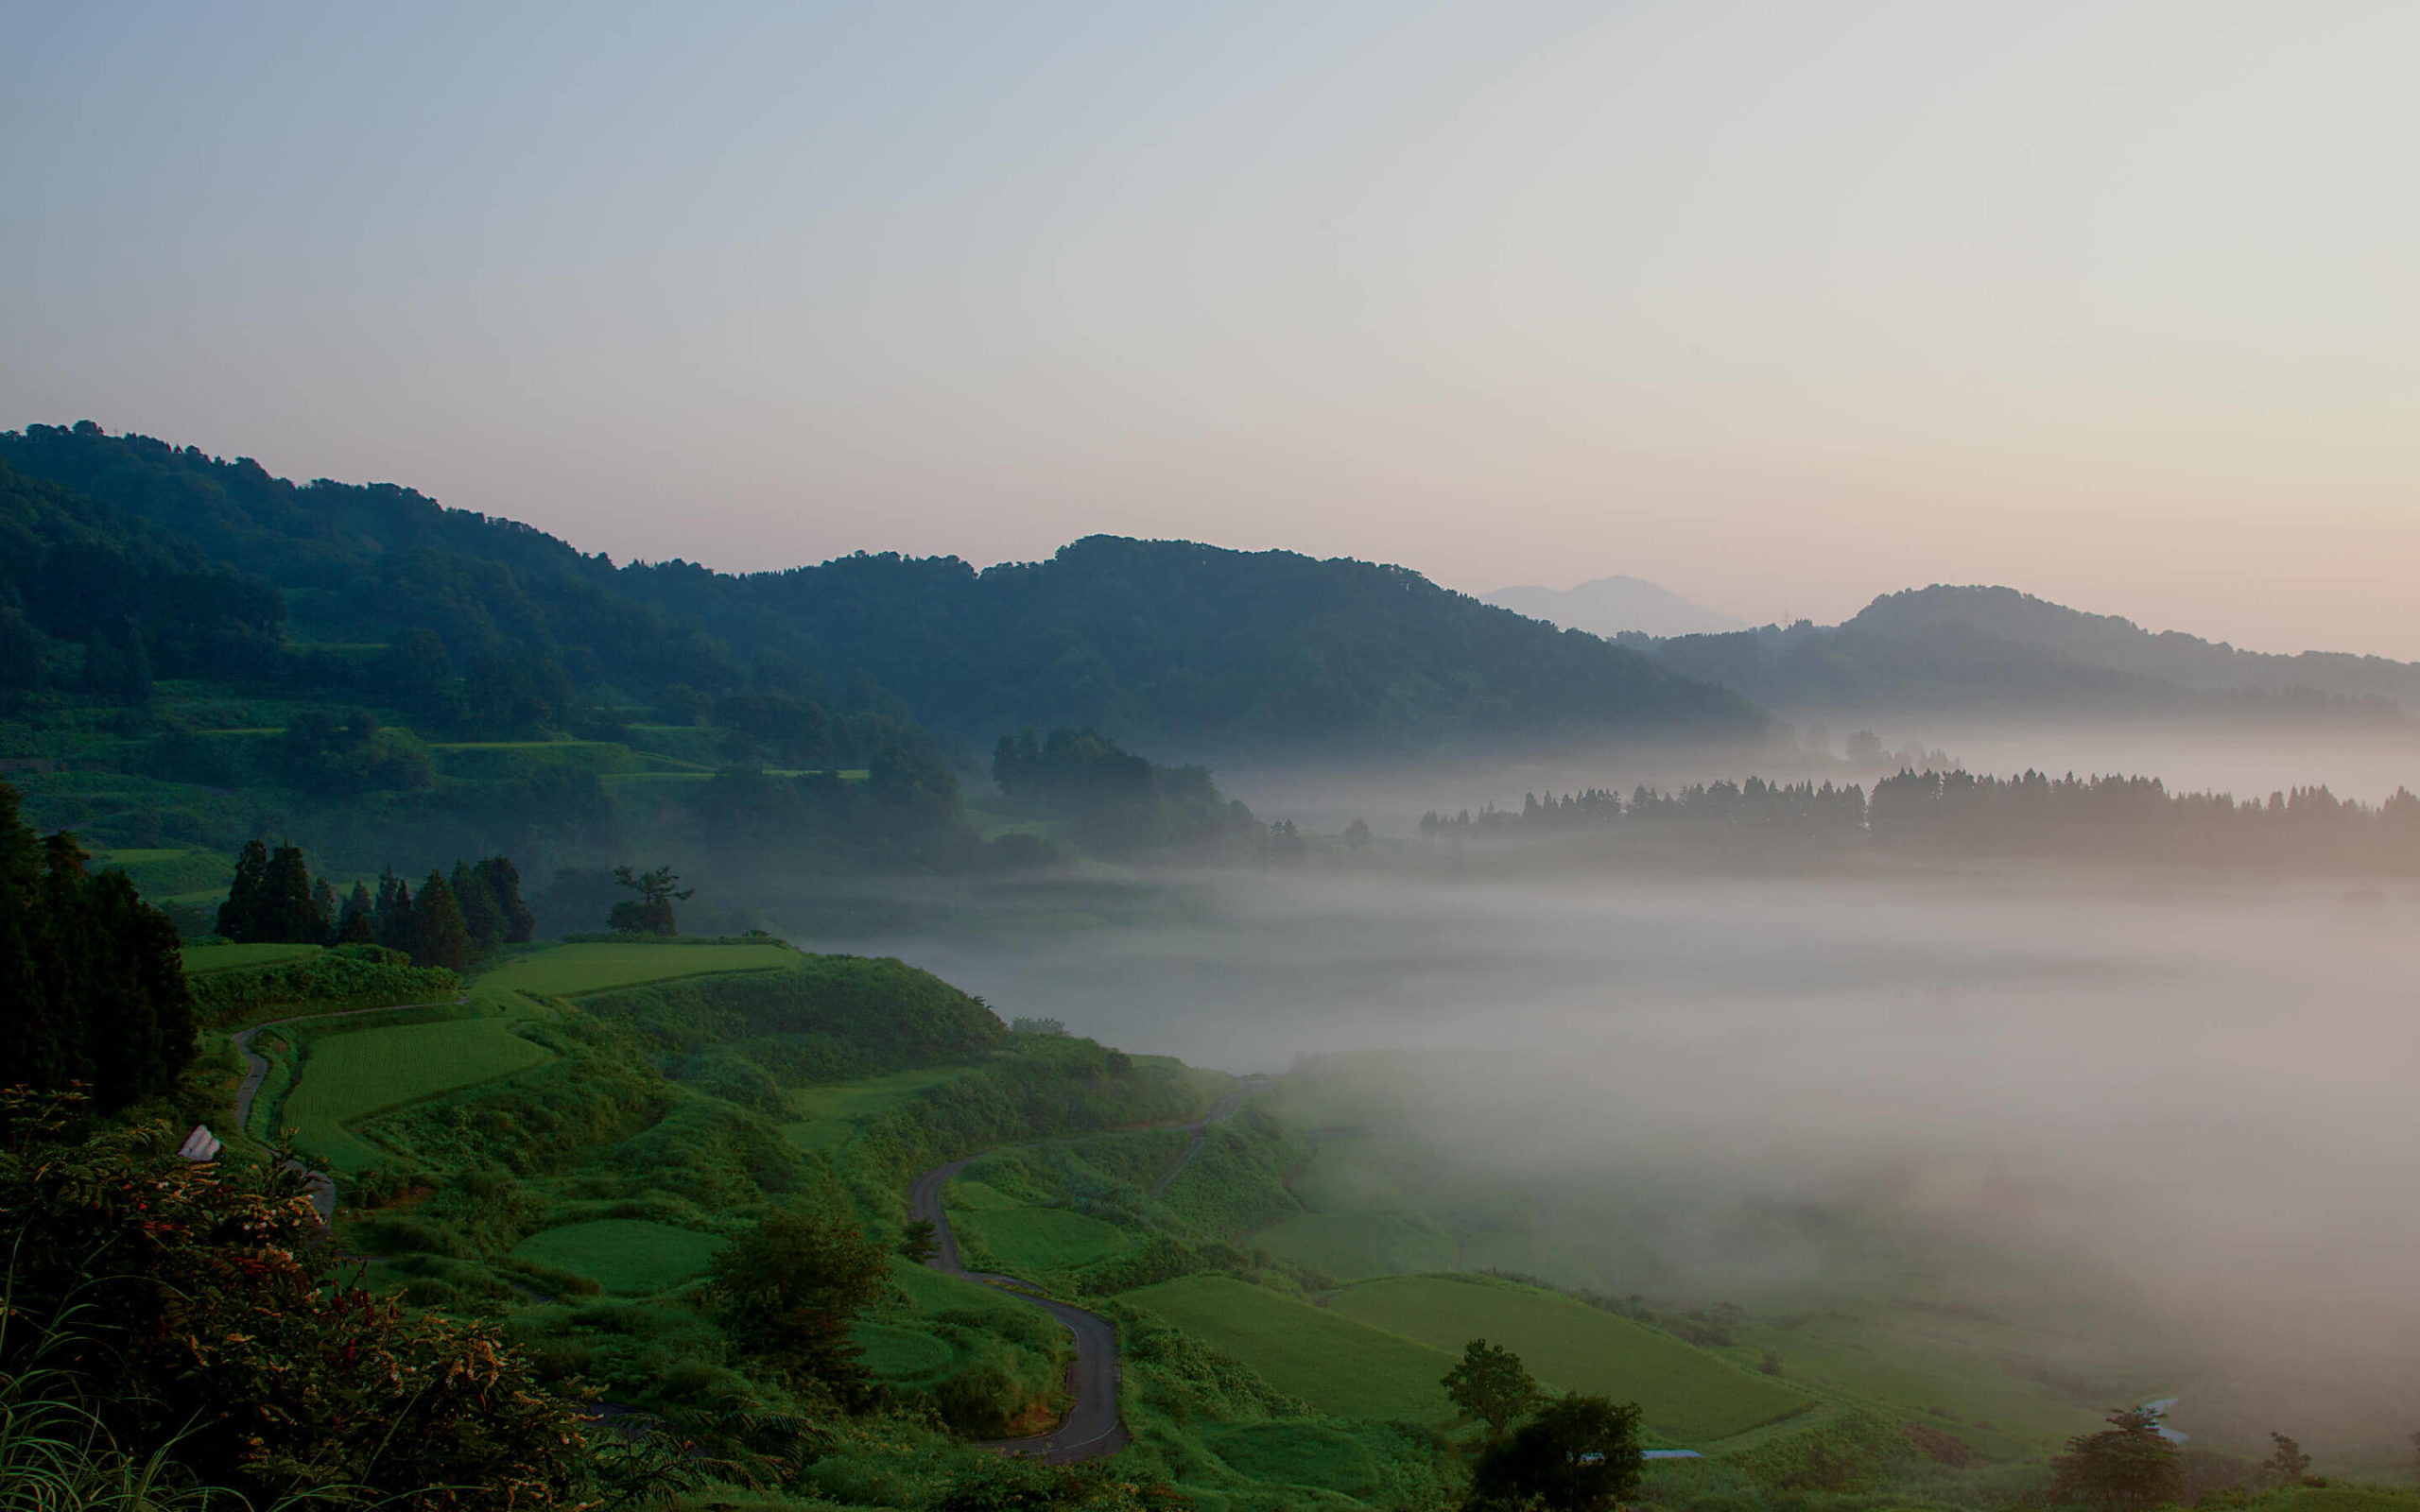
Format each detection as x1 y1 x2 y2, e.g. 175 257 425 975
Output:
178 1125 222 1162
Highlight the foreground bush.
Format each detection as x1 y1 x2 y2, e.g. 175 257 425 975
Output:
0 1089 585 1510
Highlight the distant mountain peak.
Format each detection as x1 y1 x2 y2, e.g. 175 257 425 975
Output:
1482 576 1748 640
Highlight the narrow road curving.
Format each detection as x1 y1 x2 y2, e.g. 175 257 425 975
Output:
230 998 466 1225
907 1076 1268 1464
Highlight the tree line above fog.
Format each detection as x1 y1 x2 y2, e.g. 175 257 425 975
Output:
1422 768 2420 871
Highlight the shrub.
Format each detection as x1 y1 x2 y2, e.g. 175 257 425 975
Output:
184 943 459 1025
0 1090 588 1510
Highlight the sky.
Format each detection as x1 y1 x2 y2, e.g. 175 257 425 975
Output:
5 1 2417 658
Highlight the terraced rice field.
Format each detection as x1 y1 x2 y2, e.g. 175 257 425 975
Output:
1327 1273 1810 1443
1120 1274 1456 1421
510 1219 725 1296
182 941 323 974
1252 1211 1455 1281
780 1066 977 1152
283 1017 553 1171
474 942 796 1000
852 1322 957 1384
950 1207 1132 1273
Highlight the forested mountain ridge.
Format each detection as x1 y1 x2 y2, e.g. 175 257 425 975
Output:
623 535 1768 753
2 422 1767 757
1624 585 2416 719
1848 585 2420 708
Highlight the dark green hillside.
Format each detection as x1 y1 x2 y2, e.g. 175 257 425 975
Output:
1634 593 2410 721
626 535 1768 753
1849 584 2420 710
4 424 1765 760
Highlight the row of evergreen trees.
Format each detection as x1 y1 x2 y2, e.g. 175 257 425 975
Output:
217 842 533 972
0 783 194 1108
1419 769 2420 869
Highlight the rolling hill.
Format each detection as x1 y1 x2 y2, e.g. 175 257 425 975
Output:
1 423 1766 761
1629 586 2418 721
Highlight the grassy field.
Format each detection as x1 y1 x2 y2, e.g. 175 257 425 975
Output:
1253 1211 1455 1281
890 1256 1053 1331
97 847 233 899
780 1065 978 1152
1327 1273 1811 1444
952 1207 1132 1273
474 942 796 1000
284 1017 555 1172
1727 1303 2146 1453
852 1321 957 1384
1208 1422 1383 1498
1121 1275 1456 1421
183 941 322 974
510 1219 726 1296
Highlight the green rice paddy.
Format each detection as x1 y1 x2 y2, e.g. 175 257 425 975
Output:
510 1220 726 1296
183 941 323 974
284 1017 554 1171
852 1322 957 1384
1209 1423 1383 1497
1120 1274 1456 1421
1252 1211 1455 1281
951 1207 1132 1273
473 942 796 1000
780 1065 978 1152
1326 1273 1810 1443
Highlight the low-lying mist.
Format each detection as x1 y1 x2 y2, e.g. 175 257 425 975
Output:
769 743 2420 1464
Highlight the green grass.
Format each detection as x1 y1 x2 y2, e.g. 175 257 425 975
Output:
474 942 796 1000
889 1256 1048 1330
779 1066 978 1152
510 1219 726 1296
95 847 232 898
284 1017 554 1172
1252 1211 1454 1281
851 1321 956 1384
951 1207 1132 1273
1121 1274 1456 1421
182 941 321 975
1326 1273 1811 1444
1208 1423 1383 1497
1728 1303 2148 1452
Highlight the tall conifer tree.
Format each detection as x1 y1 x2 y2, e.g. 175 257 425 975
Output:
337 882 376 945
474 855 535 944
450 860 505 953
409 870 470 973
216 840 270 942
373 868 413 951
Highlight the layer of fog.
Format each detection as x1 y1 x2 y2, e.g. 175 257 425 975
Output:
786 849 2420 1453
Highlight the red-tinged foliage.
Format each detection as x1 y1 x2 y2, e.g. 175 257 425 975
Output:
0 1087 588 1509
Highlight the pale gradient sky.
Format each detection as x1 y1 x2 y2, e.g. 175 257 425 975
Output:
5 3 2416 657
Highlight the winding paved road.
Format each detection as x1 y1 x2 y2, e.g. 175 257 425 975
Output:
230 999 465 1224
907 1076 1268 1464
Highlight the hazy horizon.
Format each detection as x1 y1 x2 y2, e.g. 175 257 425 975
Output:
9 3 2420 658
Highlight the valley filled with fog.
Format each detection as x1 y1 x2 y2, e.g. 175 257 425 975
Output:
789 737 2420 1467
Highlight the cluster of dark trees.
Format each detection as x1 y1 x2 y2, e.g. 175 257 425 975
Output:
1422 777 1869 845
1421 769 2420 872
991 726 1259 852
218 839 531 971
606 864 690 935
1443 1339 1643 1512
0 784 194 1108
